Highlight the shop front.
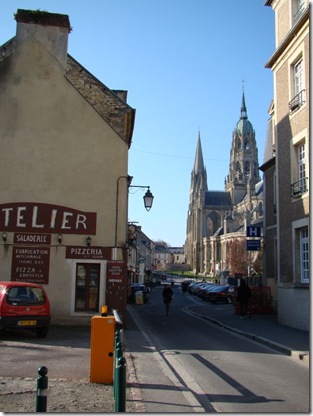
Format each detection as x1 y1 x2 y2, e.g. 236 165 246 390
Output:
0 202 128 325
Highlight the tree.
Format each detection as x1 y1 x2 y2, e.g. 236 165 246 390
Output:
226 239 249 275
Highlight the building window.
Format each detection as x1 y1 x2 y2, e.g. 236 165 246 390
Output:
293 0 306 24
244 161 250 177
300 227 309 282
75 263 100 311
289 58 305 112
298 143 306 180
291 141 307 197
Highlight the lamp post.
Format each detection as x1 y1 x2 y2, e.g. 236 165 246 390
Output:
114 176 154 260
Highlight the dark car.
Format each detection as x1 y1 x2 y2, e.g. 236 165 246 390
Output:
197 283 216 299
198 284 218 299
127 284 150 304
206 285 235 304
0 281 51 338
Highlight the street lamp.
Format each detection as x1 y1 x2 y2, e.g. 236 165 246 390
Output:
129 185 154 211
114 176 154 259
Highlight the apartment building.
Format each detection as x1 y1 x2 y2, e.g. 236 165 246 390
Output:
261 0 309 330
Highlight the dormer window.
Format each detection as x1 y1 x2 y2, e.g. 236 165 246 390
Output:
293 0 306 25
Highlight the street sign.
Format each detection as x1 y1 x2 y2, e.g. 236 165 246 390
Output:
246 226 261 237
246 240 261 251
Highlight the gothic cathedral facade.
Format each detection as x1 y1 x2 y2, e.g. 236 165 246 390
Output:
185 93 263 277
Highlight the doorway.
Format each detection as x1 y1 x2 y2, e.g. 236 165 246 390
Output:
75 263 100 312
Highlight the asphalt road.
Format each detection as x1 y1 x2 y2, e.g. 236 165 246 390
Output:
126 285 310 413
0 325 91 379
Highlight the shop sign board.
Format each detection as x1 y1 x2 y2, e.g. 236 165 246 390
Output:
106 261 127 313
14 233 51 245
66 246 112 260
0 202 96 234
11 246 50 284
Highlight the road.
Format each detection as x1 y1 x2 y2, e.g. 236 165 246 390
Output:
127 284 309 413
0 325 91 379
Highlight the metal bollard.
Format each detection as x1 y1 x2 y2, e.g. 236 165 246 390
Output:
114 337 123 400
114 356 126 412
36 366 48 412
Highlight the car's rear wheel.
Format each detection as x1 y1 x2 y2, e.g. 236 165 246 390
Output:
36 326 49 338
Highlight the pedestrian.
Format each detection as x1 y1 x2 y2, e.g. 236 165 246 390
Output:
237 279 251 318
181 281 188 295
162 284 173 316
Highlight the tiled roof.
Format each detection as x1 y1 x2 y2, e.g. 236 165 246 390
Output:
204 191 232 207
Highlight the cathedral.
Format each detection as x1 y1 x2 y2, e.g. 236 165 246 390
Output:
185 93 263 277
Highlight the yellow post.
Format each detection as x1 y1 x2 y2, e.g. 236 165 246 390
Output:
90 314 115 384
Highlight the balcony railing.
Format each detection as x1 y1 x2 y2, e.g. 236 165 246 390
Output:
291 177 308 198
289 89 306 112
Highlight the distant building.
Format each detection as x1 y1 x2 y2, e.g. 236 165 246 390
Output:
168 247 185 265
154 244 172 271
185 94 263 279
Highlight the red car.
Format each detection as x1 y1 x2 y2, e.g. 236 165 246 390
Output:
0 281 51 338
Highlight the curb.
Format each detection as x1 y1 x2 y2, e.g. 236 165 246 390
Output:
187 309 309 362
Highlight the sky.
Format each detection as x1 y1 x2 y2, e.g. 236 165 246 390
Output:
0 1 275 247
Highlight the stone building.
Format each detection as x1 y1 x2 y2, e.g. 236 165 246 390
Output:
185 94 263 278
0 10 135 324
261 0 309 330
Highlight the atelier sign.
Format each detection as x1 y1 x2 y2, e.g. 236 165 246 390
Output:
0 202 96 234
11 246 50 284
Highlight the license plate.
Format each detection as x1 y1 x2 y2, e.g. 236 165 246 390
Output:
18 320 37 326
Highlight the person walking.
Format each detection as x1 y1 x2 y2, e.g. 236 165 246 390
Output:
162 284 173 316
237 279 251 318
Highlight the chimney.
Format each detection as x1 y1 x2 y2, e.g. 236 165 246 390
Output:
15 9 71 69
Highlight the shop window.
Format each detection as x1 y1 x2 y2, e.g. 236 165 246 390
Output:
75 263 100 312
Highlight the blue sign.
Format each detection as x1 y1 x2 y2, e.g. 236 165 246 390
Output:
246 226 261 237
246 240 261 251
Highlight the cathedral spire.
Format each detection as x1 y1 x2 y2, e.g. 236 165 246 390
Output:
240 92 248 120
193 131 205 175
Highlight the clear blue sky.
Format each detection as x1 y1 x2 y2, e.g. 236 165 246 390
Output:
1 1 275 247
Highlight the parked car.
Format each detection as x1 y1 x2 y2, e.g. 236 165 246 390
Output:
127 283 150 304
198 283 218 299
206 285 235 304
0 281 51 338
189 282 207 295
187 281 199 293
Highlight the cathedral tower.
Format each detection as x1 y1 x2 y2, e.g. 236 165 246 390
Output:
225 93 260 205
185 132 207 272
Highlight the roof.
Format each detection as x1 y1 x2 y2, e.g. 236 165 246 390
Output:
204 191 232 207
154 245 171 254
0 35 135 147
255 180 263 197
